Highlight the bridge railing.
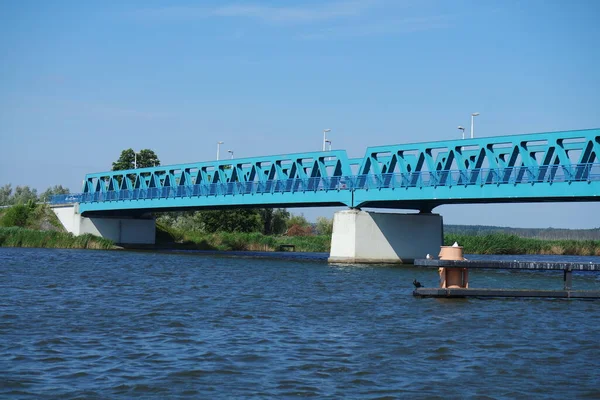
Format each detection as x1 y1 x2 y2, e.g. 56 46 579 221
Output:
358 163 600 189
50 163 600 205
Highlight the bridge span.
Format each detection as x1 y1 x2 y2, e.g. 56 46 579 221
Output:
51 128 600 263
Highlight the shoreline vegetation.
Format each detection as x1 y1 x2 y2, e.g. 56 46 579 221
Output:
0 227 114 250
156 226 600 256
2 225 599 257
0 204 599 256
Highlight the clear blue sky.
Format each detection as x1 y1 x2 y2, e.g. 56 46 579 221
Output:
1 0 599 228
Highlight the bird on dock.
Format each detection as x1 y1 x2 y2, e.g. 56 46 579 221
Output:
413 279 422 288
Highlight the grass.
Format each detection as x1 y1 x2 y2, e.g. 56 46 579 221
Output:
0 203 65 231
158 225 600 256
0 226 115 250
0 204 114 250
1 208 598 255
446 233 600 256
156 223 331 252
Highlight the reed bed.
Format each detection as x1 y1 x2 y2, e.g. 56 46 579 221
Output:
446 233 600 256
160 226 600 256
172 231 331 253
0 227 114 250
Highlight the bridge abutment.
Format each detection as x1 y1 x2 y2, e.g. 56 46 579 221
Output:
52 205 155 245
328 209 443 264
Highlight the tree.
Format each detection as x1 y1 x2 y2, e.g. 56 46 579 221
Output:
0 184 12 206
112 148 160 171
316 216 333 236
286 213 313 236
12 186 38 204
195 209 263 233
39 185 70 202
260 208 274 235
272 209 290 235
0 204 31 227
287 214 310 229
137 149 160 168
259 208 291 235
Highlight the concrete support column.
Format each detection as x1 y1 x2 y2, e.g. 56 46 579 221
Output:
328 209 443 264
52 205 156 245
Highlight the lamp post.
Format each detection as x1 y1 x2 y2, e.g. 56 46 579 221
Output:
458 126 465 140
228 150 234 159
325 139 332 161
217 141 224 160
134 152 137 169
470 113 480 139
323 129 331 151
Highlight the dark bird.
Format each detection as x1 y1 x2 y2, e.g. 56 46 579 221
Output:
413 279 422 288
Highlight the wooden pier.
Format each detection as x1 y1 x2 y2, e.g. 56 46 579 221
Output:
413 259 600 299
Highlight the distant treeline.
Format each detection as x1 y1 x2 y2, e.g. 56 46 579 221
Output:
445 224 600 241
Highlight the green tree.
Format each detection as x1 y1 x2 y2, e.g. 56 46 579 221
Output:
0 203 34 227
260 208 274 234
112 148 160 171
196 209 263 233
315 216 333 236
287 213 310 229
259 208 291 235
12 186 38 204
272 209 290 235
39 185 70 202
0 184 12 206
285 213 313 236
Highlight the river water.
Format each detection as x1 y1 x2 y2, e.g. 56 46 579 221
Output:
1 248 599 399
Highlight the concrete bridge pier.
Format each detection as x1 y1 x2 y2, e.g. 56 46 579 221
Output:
52 204 156 245
328 209 443 264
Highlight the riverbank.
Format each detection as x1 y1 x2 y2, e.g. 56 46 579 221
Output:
1 212 599 256
445 233 600 256
0 227 115 250
156 223 329 252
159 224 600 256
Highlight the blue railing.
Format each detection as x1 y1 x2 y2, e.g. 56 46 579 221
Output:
50 163 600 205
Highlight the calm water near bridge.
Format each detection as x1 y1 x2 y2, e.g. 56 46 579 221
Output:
1 248 599 399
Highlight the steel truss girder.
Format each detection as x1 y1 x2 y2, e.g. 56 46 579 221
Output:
51 129 600 215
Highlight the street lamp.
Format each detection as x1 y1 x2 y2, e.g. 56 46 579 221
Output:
457 126 465 140
470 113 480 139
228 150 234 159
217 141 224 160
323 129 331 151
325 139 332 161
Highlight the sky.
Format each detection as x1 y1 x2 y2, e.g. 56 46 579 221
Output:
1 0 599 228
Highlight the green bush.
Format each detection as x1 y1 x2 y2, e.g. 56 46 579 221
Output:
0 204 31 227
0 227 114 249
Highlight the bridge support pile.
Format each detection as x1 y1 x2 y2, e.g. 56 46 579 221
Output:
52 205 155 245
328 210 443 264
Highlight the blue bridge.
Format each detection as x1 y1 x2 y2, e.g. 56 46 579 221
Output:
51 128 600 262
53 128 600 215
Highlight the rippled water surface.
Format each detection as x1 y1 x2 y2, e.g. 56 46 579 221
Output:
1 248 599 399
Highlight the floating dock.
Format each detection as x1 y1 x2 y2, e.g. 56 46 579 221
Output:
415 259 600 271
413 259 600 299
414 288 600 299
